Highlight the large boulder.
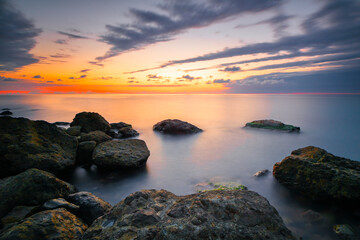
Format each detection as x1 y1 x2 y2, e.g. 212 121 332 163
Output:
0 208 87 240
79 131 112 144
92 139 150 169
70 112 110 133
153 119 202 134
273 146 360 202
0 168 76 218
245 119 300 132
66 192 112 225
83 189 295 240
0 117 78 178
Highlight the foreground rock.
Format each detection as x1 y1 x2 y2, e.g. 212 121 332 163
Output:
77 141 97 165
0 110 12 116
1 205 39 227
79 131 112 144
0 168 76 218
273 146 360 202
153 119 202 134
92 139 150 169
0 117 78 178
245 119 300 132
70 112 110 133
42 198 79 213
109 122 139 138
67 192 112 225
0 208 87 240
83 189 295 240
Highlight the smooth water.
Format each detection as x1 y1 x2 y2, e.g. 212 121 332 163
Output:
1 94 360 239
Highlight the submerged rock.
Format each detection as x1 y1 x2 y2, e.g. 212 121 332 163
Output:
79 130 112 144
67 192 112 225
153 119 202 134
92 139 150 169
0 208 87 240
0 116 78 178
0 111 12 116
245 119 300 132
0 168 76 218
253 169 270 177
83 189 295 240
273 146 360 202
70 112 110 133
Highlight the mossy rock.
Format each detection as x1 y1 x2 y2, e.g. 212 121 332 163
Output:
245 119 300 132
70 112 110 133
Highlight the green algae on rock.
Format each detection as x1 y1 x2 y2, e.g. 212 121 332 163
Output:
83 189 295 240
0 117 78 178
273 146 360 202
245 119 300 132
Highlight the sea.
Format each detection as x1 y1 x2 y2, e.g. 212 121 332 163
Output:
1 94 360 239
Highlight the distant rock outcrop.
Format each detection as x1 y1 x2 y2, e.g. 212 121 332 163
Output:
245 119 300 132
153 119 202 134
70 112 110 133
0 116 78 178
273 146 360 202
83 189 295 240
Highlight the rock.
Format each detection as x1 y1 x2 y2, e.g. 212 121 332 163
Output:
153 119 202 134
333 224 357 240
66 192 112 225
77 141 96 165
53 121 70 126
83 189 295 240
195 180 247 192
300 209 323 223
70 112 110 133
1 205 39 226
109 122 139 138
245 119 300 132
92 139 150 169
0 111 12 116
0 117 78 178
0 208 87 240
0 168 76 218
42 198 79 213
79 131 112 144
118 126 139 138
110 122 132 129
66 126 82 136
273 146 360 202
253 169 270 177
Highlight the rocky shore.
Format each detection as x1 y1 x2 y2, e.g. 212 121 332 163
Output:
0 112 359 239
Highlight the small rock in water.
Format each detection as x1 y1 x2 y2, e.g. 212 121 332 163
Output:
0 110 12 116
245 119 300 132
153 119 202 134
253 169 270 177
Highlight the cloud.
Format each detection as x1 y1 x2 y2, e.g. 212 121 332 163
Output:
0 0 41 71
80 75 87 78
32 75 43 79
219 66 241 72
54 39 67 45
94 0 283 63
49 53 71 58
128 77 135 79
88 61 104 67
127 80 135 83
213 79 230 83
80 69 91 73
147 74 161 79
0 76 17 82
57 31 88 39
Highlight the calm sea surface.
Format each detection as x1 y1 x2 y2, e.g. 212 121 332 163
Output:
1 94 360 239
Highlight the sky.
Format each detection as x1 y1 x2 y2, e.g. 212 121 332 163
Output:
0 0 359 94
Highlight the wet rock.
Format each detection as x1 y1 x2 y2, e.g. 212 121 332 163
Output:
0 168 76 218
195 180 247 192
70 112 110 133
273 146 360 202
42 198 79 213
110 122 132 129
300 209 323 223
77 141 96 165
0 208 87 240
0 116 78 178
333 224 357 240
92 139 150 169
66 126 82 136
53 121 70 126
118 126 139 138
83 189 295 240
109 122 139 138
153 119 202 134
254 169 270 177
79 130 112 144
66 192 111 225
245 119 300 132
1 205 39 226
0 111 12 116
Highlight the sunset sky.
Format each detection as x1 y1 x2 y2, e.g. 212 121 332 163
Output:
1 0 359 94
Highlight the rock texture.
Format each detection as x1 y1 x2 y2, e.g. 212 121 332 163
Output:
83 189 295 240
77 141 96 165
109 122 139 138
66 126 82 136
245 119 300 132
0 208 87 240
273 146 360 202
0 168 76 218
67 192 112 225
0 117 78 178
70 112 110 133
0 205 39 227
92 139 150 169
153 119 202 134
42 198 79 213
79 131 112 144
253 169 270 177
